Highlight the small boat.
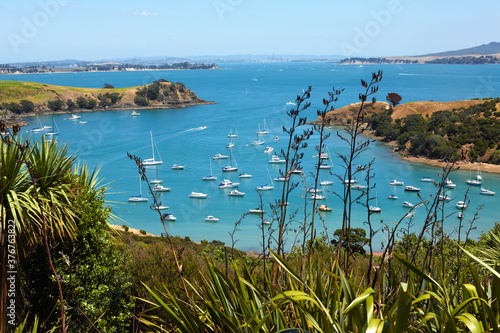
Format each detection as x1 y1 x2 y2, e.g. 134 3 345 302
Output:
274 136 279 142
342 179 358 184
320 180 333 186
189 192 207 199
79 121 87 124
356 165 367 171
264 147 274 154
226 140 235 148
150 179 163 184
69 114 81 120
458 212 465 219
251 138 265 145
228 125 238 138
310 194 325 200
204 215 219 222
274 177 286 182
152 205 169 210
249 208 265 214
350 184 367 190
390 179 404 186
316 146 333 169
466 169 483 186
316 163 333 169
286 100 296 105
30 115 45 132
437 195 451 201
257 167 274 191
213 152 228 160
443 179 456 189
387 194 398 199
171 164 185 170
218 179 240 189
203 158 217 181
291 169 304 175
456 201 468 209
256 118 269 135
269 155 286 164
129 176 148 202
163 213 176 221
402 201 414 208
313 153 329 159
239 173 252 178
421 176 434 182
262 219 271 225
228 190 245 197
222 150 238 172
404 186 420 192
131 111 140 116
369 206 381 213
480 188 495 196
152 184 171 192
142 131 163 166
308 187 323 193
318 205 332 212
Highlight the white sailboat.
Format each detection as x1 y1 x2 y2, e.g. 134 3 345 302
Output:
129 176 148 202
45 116 60 136
369 193 381 213
203 158 217 180
142 131 163 166
30 115 45 132
222 150 238 172
257 167 274 191
226 138 235 148
316 146 333 169
466 168 483 186
256 118 269 135
150 167 163 184
228 125 238 138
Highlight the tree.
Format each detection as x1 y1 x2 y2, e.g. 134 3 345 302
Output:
66 99 76 111
20 100 34 113
47 99 63 111
103 83 114 89
332 228 368 254
386 92 402 108
134 94 148 106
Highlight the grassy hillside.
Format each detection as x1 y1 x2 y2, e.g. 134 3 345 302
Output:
0 79 211 117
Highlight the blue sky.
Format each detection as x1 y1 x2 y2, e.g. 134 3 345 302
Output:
0 0 499 63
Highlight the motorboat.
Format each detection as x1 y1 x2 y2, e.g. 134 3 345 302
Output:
257 184 274 191
274 136 279 142
142 131 163 166
189 192 207 199
320 180 333 186
249 208 265 214
152 205 169 210
239 173 252 178
251 138 265 145
390 179 404 186
369 206 381 213
79 121 87 124
291 169 304 175
456 201 468 209
350 184 367 190
171 164 185 170
264 147 274 154
218 179 240 189
404 186 420 192
402 201 414 208
204 215 219 222
213 152 228 160
262 219 271 225
269 155 286 164
387 194 398 199
152 184 171 192
342 179 358 184
274 177 286 182
437 195 451 201
308 187 323 193
318 205 332 212
150 179 163 184
131 111 140 116
310 194 325 200
458 212 465 219
480 188 495 196
443 179 456 189
228 190 245 197
286 100 296 105
163 213 176 221
69 114 81 120
421 176 434 182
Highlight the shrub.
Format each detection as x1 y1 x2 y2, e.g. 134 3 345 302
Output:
201 239 209 245
134 95 148 106
123 225 129 232
140 229 147 235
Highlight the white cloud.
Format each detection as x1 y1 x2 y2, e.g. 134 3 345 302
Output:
132 11 158 16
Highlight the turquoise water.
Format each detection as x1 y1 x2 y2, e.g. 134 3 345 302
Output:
6 63 500 251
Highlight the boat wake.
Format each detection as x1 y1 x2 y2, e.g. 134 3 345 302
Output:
180 126 207 133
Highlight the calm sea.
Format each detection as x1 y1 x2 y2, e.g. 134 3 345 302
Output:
5 63 500 251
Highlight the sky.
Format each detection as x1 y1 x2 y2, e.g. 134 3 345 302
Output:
0 0 499 63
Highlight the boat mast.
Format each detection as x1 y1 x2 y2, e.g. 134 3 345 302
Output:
150 130 155 161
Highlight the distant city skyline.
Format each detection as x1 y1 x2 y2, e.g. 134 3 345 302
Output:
0 0 499 63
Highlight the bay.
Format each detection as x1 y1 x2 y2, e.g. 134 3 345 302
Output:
6 63 500 251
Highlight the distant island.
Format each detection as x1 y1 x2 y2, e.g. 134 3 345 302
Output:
0 61 219 75
341 42 500 65
0 79 213 128
312 97 500 172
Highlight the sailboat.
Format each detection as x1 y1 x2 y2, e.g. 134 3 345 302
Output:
256 118 269 135
30 115 45 132
316 146 333 169
466 168 483 186
129 176 148 202
150 167 163 184
228 124 238 138
45 116 60 136
203 158 217 180
369 193 381 213
257 167 274 191
142 131 163 166
222 150 238 172
226 138 235 148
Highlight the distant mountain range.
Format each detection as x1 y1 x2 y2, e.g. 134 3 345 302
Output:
420 42 500 57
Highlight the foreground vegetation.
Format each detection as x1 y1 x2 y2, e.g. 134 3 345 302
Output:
2 72 500 332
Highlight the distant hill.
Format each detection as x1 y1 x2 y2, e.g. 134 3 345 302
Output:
421 42 500 57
